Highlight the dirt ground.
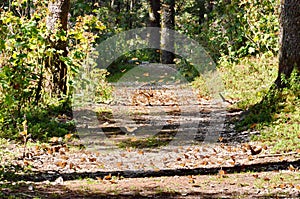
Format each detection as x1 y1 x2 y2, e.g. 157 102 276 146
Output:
1 170 300 198
1 66 300 198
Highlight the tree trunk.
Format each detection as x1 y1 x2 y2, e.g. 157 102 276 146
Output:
46 0 70 96
148 0 160 62
161 0 175 64
275 0 300 88
148 0 160 27
198 0 213 25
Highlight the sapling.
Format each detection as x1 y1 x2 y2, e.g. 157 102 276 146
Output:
19 115 31 159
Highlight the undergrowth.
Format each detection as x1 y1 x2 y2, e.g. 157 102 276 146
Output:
192 53 299 153
243 72 300 153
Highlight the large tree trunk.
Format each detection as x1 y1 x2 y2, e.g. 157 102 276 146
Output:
46 0 70 96
275 0 300 88
161 0 175 64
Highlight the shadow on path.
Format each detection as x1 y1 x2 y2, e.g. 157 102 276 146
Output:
2 158 299 182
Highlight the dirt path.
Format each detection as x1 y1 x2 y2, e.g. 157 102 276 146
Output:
1 64 300 198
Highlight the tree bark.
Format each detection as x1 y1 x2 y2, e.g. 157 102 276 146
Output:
46 0 70 96
275 0 300 87
148 0 161 62
161 0 175 64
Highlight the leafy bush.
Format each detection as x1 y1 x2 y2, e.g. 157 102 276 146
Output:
196 0 279 61
0 1 110 139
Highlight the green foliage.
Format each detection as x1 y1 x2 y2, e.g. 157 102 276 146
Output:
196 0 279 60
0 0 110 140
219 54 278 109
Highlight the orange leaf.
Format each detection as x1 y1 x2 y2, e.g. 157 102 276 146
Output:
218 137 224 142
116 162 123 168
55 161 67 168
250 123 257 129
248 155 254 161
64 133 73 140
288 164 295 171
104 173 112 180
138 150 144 155
201 161 208 166
219 169 226 175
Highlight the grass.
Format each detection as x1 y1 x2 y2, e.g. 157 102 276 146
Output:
192 53 300 153
254 172 300 190
218 54 278 109
249 84 300 153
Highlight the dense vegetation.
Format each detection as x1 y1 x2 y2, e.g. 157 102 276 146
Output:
0 0 299 152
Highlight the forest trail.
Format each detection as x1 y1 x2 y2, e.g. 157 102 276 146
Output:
2 64 300 198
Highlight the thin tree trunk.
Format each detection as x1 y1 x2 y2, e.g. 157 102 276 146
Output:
46 0 70 95
275 0 300 88
148 0 160 62
161 0 175 64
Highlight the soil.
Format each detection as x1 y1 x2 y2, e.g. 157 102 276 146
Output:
1 64 300 198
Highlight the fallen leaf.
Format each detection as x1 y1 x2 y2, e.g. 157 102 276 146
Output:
23 160 31 166
229 161 235 165
138 150 144 155
116 162 123 168
252 174 259 179
64 134 73 140
120 153 126 157
47 148 53 155
249 145 262 155
263 177 270 181
179 163 186 167
279 184 286 189
201 161 208 166
109 179 117 184
104 173 112 180
218 137 224 142
288 164 295 171
89 157 97 162
96 177 103 182
219 169 226 175
248 155 254 161
55 161 67 168
154 168 160 172
34 145 40 151
69 162 75 170
61 155 69 160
